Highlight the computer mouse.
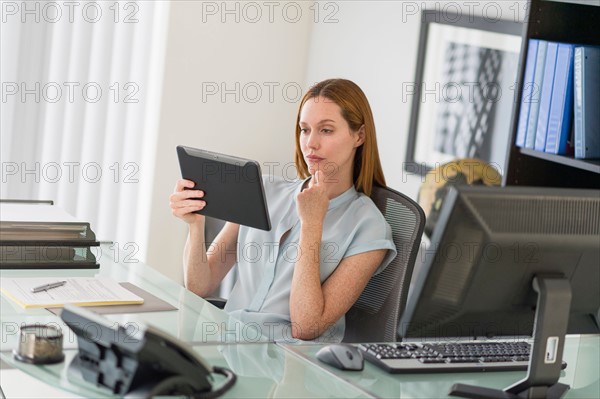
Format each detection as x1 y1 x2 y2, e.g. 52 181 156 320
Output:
316 344 364 371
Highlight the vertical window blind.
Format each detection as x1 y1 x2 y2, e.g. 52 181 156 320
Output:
0 1 170 261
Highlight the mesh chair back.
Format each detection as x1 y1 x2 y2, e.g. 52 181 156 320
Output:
343 185 425 343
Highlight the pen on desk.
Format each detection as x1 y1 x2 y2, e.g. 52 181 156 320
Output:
31 281 67 293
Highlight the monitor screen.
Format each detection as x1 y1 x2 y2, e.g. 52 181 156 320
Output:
400 185 600 339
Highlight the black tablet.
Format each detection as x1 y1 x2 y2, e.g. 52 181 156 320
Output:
176 145 271 231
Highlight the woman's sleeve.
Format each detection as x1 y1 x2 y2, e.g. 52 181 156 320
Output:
343 208 397 275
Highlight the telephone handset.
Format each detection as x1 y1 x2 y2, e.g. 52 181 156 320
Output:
61 305 236 398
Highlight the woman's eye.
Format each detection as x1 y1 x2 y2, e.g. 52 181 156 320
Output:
299 128 308 134
322 129 333 134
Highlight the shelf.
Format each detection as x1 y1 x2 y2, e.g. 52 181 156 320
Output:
504 0 600 188
530 1 600 46
519 148 600 174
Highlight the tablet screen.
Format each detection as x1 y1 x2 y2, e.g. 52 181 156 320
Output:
176 146 271 231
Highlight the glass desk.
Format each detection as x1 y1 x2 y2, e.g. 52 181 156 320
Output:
0 343 373 398
0 244 372 398
1 244 262 350
281 335 600 399
3 245 598 398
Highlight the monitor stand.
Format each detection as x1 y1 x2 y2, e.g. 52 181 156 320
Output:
450 276 571 399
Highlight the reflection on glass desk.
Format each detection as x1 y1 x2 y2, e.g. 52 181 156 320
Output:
281 335 600 399
0 343 373 398
0 243 372 398
0 243 264 353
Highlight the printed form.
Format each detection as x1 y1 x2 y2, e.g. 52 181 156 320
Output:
0 277 144 308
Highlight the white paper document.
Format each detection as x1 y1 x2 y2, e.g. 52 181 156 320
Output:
0 276 144 308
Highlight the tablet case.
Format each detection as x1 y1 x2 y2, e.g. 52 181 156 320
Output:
176 146 271 231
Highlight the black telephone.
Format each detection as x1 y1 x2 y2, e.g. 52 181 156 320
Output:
60 305 236 398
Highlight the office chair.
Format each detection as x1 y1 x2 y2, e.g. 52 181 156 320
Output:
342 185 425 343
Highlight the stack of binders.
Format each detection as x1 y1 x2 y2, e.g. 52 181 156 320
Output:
0 200 100 269
515 39 599 159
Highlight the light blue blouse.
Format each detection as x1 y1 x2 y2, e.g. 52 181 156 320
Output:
224 176 397 343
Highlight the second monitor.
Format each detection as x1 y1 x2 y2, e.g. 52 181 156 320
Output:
400 185 600 340
398 185 600 398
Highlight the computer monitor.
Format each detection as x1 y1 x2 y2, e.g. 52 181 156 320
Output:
398 185 600 398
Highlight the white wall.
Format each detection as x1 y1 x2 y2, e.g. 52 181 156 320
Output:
146 0 528 280
304 1 423 199
304 1 527 200
146 1 313 280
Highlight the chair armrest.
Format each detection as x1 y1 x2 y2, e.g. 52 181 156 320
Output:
206 297 227 309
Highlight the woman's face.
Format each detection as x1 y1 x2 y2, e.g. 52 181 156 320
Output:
299 96 364 181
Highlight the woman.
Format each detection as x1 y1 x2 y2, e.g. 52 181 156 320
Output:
170 79 396 342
